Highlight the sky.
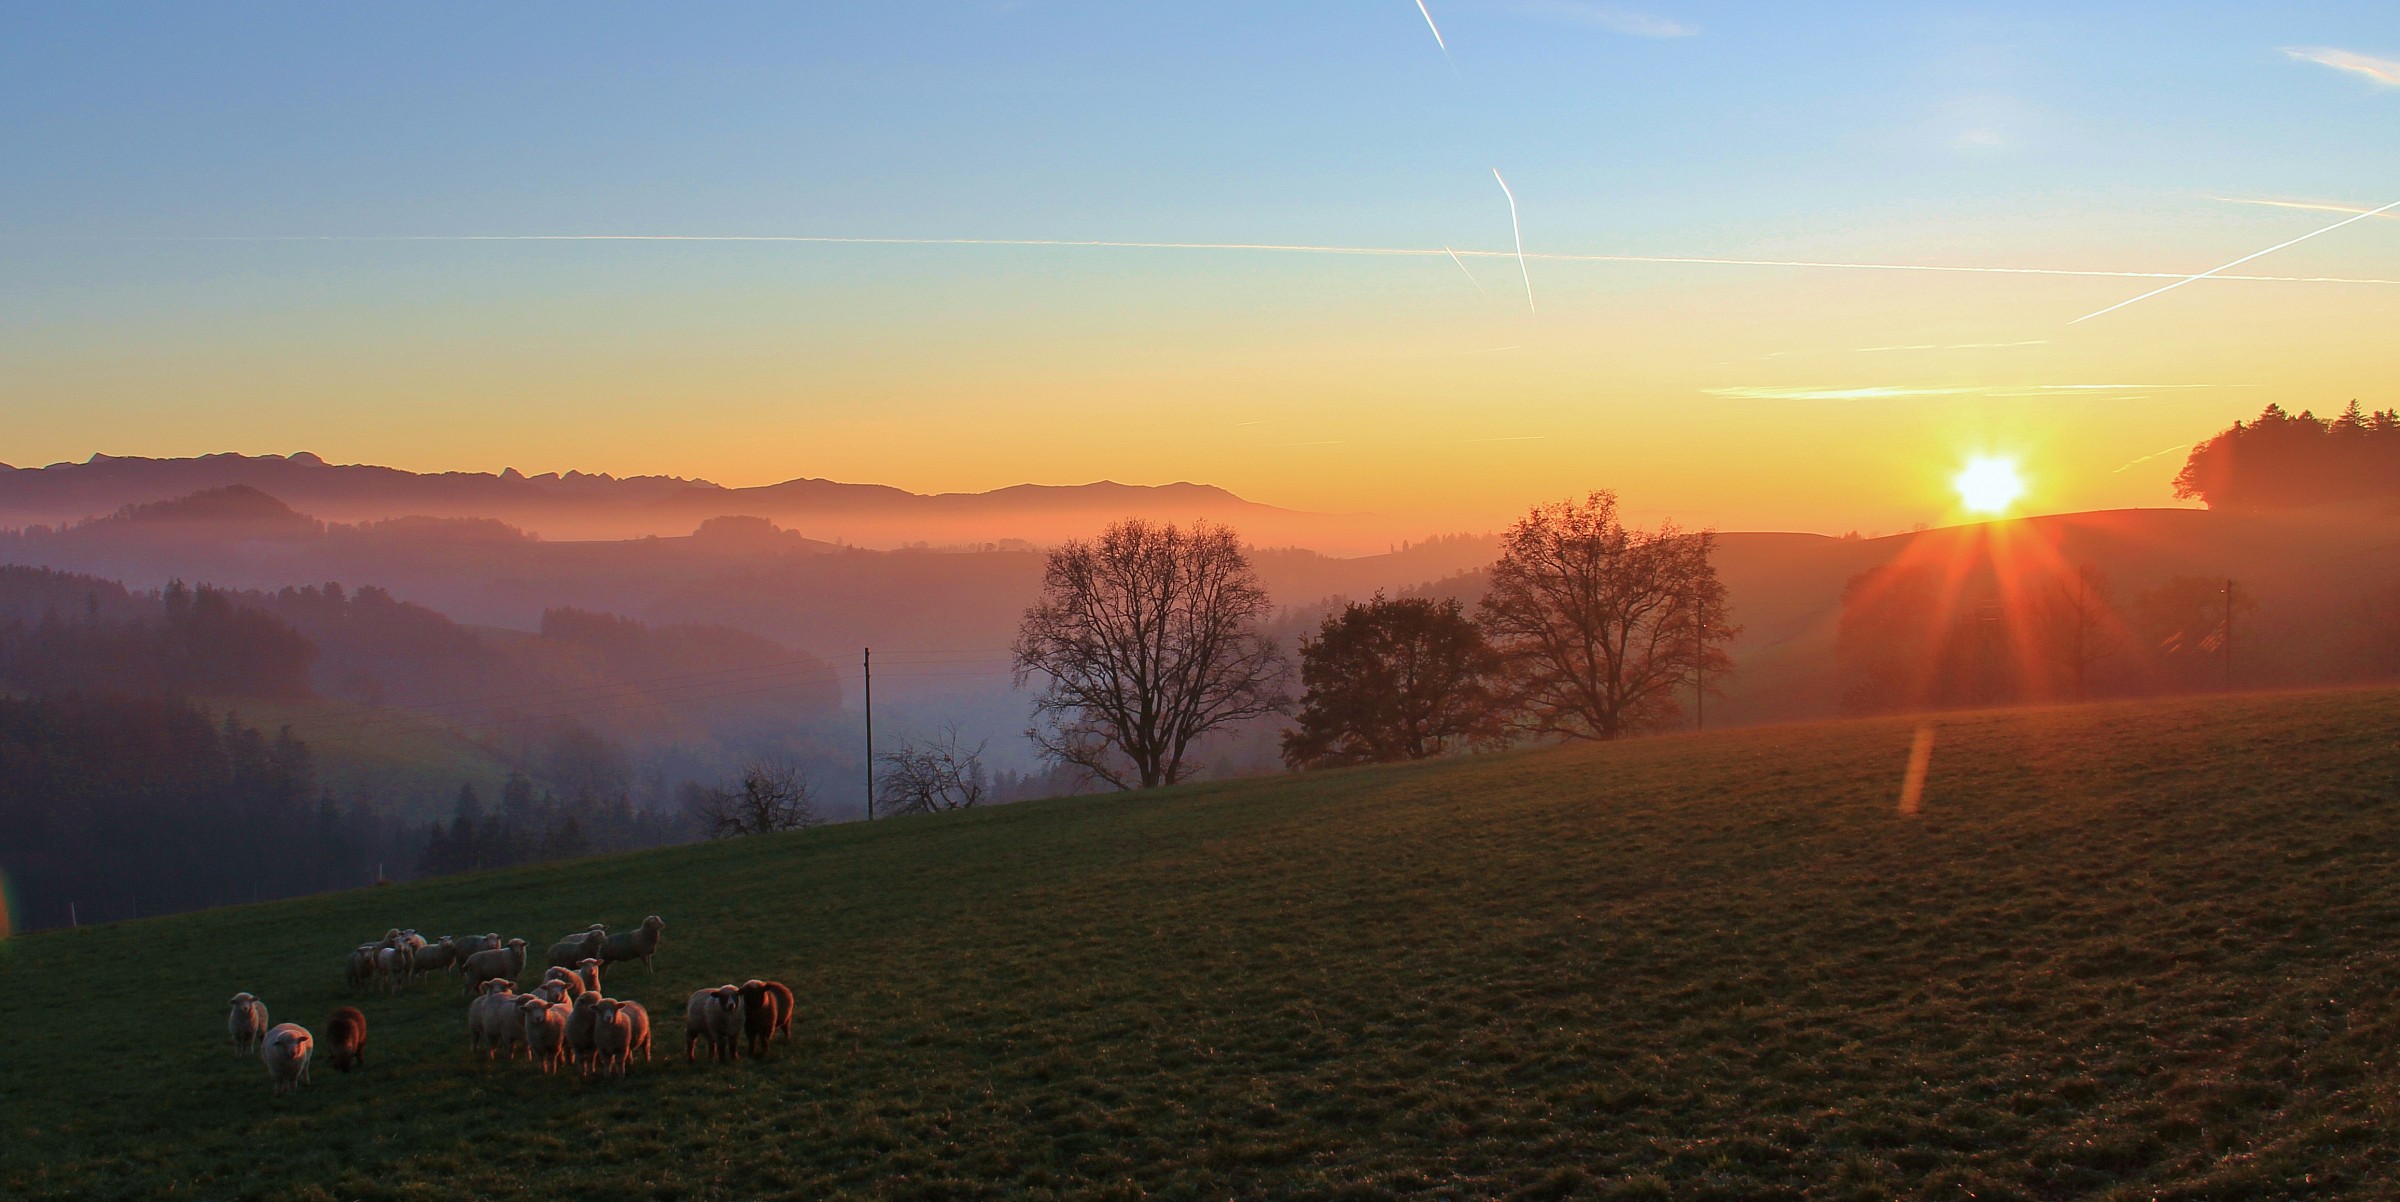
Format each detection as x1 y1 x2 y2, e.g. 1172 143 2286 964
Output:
2 2 2396 537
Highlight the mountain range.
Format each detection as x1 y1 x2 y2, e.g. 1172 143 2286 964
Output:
0 452 1347 548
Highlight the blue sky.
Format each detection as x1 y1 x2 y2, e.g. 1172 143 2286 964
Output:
4 2 2396 532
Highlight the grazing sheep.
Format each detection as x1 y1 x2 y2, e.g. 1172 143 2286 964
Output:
737 980 782 1058
518 997 571 1074
546 928 606 971
451 932 504 960
469 981 523 1060
411 936 459 978
684 985 743 1063
758 979 795 1040
461 939 529 999
324 1007 367 1072
599 915 667 975
377 946 412 995
261 1023 313 1096
566 992 604 1073
228 993 270 1055
575 957 603 994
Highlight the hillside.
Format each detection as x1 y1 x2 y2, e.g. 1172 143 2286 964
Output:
7 687 2400 1198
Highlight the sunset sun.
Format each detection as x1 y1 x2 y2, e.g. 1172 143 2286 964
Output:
1954 456 2025 515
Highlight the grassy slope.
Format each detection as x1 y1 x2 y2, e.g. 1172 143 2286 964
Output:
210 696 516 822
6 688 2400 1201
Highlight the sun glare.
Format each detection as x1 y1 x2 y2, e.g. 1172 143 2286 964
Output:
1954 456 2025 515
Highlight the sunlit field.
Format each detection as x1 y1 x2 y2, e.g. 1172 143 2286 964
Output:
7 686 2400 1201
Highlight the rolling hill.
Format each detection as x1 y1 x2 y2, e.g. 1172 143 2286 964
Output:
7 686 2399 1199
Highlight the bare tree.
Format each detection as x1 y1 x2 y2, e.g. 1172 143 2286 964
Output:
876 727 991 815
2042 563 2117 700
1013 518 1290 789
689 760 821 837
1478 491 1735 739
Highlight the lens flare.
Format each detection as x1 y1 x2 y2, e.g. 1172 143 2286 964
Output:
1955 456 2025 515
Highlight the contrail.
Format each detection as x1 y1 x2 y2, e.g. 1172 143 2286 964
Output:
2212 195 2400 220
1492 168 1535 315
1412 0 1450 56
2071 196 2400 323
2112 444 2191 473
80 233 2400 286
1442 244 1487 294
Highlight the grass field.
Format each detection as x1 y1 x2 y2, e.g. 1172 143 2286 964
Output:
206 695 517 823
6 687 2400 1200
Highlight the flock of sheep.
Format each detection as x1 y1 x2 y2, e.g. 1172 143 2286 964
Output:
225 914 798 1096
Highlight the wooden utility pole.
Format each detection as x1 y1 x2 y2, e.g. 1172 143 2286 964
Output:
2222 579 2234 691
863 648 875 820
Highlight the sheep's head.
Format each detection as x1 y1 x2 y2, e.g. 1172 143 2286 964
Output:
643 915 665 934
507 938 527 950
229 992 255 1007
481 980 513 996
711 985 741 1013
516 997 549 1014
577 957 603 973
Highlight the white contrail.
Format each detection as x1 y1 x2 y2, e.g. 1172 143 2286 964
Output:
1442 244 1487 294
1492 168 1535 316
2112 444 2190 473
1412 0 1450 54
2212 195 2400 220
101 233 2400 286
2071 196 2400 323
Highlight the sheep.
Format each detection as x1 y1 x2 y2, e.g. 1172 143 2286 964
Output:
345 945 379 992
461 938 529 999
228 993 270 1055
518 997 571 1074
531 978 574 1006
541 966 588 1000
590 999 635 1076
599 915 667 975
566 992 604 1073
757 979 795 1041
324 1007 367 1072
261 1023 313 1096
469 980 523 1060
451 932 505 960
683 985 742 1064
546 928 606 971
411 936 459 978
377 945 413 995
618 1000 652 1065
575 957 604 994
737 980 782 1059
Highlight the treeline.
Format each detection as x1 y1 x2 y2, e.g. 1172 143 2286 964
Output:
2176 402 2400 510
417 774 684 876
0 571 315 698
0 695 411 932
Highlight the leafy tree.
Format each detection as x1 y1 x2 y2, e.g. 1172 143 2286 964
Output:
1283 595 1508 768
2175 402 2400 509
1478 492 1735 739
1013 518 1289 788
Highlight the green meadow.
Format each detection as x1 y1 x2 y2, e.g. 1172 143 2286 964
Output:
6 687 2399 1201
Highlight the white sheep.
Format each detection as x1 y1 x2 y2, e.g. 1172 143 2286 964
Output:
541 966 588 1000
546 928 606 971
261 1022 313 1096
600 915 667 975
575 957 603 994
411 936 460 978
683 985 742 1063
377 945 412 995
469 980 523 1060
344 945 379 992
461 938 529 999
518 997 571 1074
227 993 269 1055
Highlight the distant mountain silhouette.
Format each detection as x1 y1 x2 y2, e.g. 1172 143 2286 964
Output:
0 453 1316 546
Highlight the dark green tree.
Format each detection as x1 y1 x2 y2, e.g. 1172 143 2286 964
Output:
1283 596 1508 768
